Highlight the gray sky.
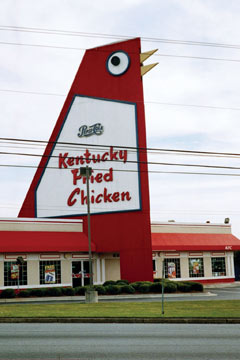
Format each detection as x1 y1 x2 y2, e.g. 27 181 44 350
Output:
1 0 240 236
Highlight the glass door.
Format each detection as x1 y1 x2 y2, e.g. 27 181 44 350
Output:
72 260 90 287
82 261 90 286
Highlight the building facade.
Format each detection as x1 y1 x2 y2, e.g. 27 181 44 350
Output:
152 222 240 283
0 218 240 291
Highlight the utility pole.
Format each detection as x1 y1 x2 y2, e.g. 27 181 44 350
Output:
80 166 98 303
162 259 165 315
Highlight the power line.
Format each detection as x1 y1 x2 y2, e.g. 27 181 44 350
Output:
1 150 240 171
1 88 240 112
1 137 240 158
1 40 240 64
1 163 240 177
0 88 65 97
1 25 240 50
157 53 240 63
0 40 85 51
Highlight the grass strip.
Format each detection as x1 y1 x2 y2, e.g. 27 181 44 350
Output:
0 300 240 318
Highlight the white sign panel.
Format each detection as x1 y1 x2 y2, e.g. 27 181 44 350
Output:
36 96 141 217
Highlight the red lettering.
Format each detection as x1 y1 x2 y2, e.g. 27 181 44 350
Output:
71 169 81 185
90 172 95 184
76 156 84 165
81 189 87 205
95 173 103 183
91 190 95 204
59 153 68 169
101 151 109 161
104 168 113 182
84 149 91 164
67 157 74 167
112 192 120 202
96 194 103 203
110 147 118 161
119 150 128 163
92 153 101 163
67 188 80 206
121 191 131 201
103 188 112 203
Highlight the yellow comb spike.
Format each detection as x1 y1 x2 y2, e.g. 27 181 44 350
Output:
141 63 158 76
140 49 158 63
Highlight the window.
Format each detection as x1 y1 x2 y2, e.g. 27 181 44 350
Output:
152 259 156 272
189 258 204 277
164 258 181 278
4 261 27 287
39 261 61 285
211 257 226 276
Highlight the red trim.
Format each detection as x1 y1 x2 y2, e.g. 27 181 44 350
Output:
40 254 61 259
186 278 235 284
5 254 27 260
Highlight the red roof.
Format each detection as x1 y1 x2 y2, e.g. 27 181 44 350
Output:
152 233 240 251
0 231 95 253
1 231 240 253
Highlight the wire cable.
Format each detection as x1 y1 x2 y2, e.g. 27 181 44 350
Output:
2 40 240 64
1 88 240 112
1 150 240 171
1 137 240 158
1 163 240 177
1 26 240 50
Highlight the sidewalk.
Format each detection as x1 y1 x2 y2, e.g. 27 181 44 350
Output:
0 281 239 304
203 281 240 289
0 291 215 304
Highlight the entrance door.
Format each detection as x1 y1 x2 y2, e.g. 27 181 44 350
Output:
72 261 90 287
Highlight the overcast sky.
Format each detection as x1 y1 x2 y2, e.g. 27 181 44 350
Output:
1 0 240 236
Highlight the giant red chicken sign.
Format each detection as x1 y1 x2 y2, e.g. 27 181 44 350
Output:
19 38 157 282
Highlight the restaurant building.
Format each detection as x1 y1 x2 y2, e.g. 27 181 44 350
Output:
0 218 240 291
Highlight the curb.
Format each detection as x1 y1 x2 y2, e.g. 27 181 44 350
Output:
0 291 215 304
0 317 240 324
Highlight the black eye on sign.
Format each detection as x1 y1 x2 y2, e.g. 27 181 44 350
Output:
106 51 130 76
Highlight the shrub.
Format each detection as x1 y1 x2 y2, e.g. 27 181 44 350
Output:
74 286 87 295
188 282 204 292
153 278 162 283
18 290 32 298
105 285 122 295
138 284 151 293
150 282 162 293
31 288 47 297
0 289 16 298
116 280 129 285
164 281 177 293
93 285 107 295
45 287 62 297
103 280 116 286
130 282 143 291
131 281 153 291
176 282 192 293
62 287 75 296
119 285 135 294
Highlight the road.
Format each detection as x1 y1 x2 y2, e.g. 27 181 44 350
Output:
0 323 240 359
